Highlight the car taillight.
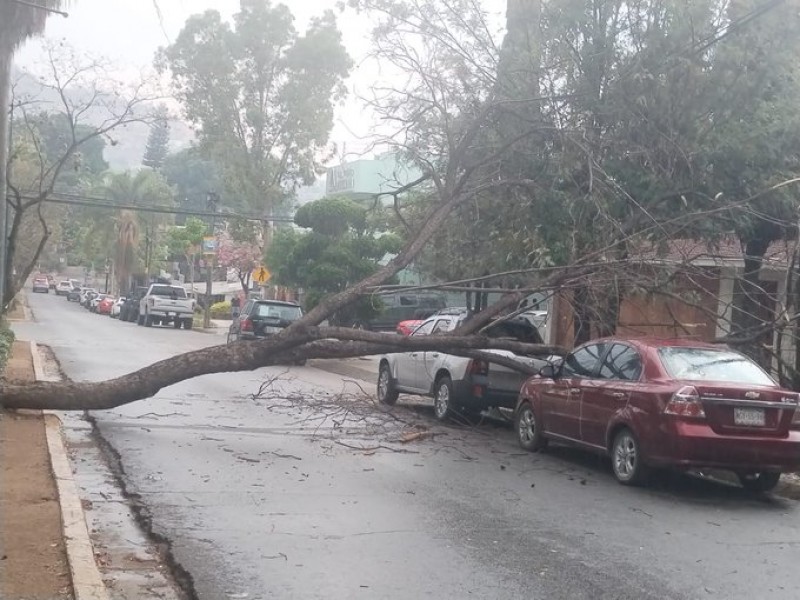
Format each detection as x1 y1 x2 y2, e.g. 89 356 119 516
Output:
792 408 800 430
240 318 253 332
664 385 706 419
468 359 489 376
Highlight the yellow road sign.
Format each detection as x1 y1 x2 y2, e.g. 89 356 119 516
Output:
253 266 271 285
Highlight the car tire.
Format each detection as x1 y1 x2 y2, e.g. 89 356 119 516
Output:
183 319 193 330
433 375 455 421
173 319 181 329
294 359 307 366
737 471 781 493
611 428 648 486
377 362 399 405
515 401 547 452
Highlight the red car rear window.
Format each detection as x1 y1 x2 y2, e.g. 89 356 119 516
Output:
658 347 775 386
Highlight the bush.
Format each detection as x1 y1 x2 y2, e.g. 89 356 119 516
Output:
210 301 232 319
0 323 15 374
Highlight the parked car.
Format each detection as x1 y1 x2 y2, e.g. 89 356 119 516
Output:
514 338 800 491
56 281 73 296
347 292 446 331
80 289 98 307
396 319 424 335
32 277 49 293
89 294 109 312
110 297 126 318
96 296 115 315
227 299 303 344
138 284 195 329
120 287 148 322
377 314 548 420
67 286 85 302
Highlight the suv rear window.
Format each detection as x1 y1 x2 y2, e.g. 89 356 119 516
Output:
150 285 187 299
485 320 543 345
253 303 302 321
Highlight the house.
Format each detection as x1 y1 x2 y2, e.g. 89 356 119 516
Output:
547 237 797 374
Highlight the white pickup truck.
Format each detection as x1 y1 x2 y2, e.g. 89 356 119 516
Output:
137 283 195 329
377 313 549 420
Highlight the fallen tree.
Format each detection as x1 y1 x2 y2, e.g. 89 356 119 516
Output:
0 327 563 410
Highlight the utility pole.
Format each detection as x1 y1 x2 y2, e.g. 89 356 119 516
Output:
203 191 219 329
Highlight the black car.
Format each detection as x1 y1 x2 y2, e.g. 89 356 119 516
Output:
227 300 304 362
119 287 149 322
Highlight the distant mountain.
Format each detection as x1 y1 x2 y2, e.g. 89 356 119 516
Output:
10 67 194 171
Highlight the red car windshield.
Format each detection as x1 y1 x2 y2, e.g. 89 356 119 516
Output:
658 347 775 386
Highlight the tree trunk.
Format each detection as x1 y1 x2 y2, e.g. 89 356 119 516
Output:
0 51 9 310
732 237 771 366
0 327 565 410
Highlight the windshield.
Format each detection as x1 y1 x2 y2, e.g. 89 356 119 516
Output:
150 285 187 299
253 303 302 321
658 347 776 386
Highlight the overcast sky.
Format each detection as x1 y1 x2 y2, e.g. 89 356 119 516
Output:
15 0 381 157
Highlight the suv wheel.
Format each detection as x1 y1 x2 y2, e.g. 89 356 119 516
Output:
377 362 398 405
433 375 455 421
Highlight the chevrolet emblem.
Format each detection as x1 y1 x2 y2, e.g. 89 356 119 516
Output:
745 391 760 399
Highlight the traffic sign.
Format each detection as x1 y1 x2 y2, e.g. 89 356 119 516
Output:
252 266 271 285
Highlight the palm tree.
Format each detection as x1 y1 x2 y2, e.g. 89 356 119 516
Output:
1 1 66 304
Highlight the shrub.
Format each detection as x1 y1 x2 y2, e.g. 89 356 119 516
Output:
210 301 232 319
0 323 15 374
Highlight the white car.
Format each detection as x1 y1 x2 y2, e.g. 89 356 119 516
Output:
377 314 549 420
55 281 73 296
110 297 126 318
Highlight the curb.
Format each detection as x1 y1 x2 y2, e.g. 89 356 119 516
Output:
32 342 110 600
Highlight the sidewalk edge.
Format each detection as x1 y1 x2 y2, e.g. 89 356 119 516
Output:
33 341 110 600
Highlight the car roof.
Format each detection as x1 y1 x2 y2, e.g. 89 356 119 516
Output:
589 337 724 351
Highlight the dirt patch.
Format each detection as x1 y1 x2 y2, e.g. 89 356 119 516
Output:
0 341 73 599
5 296 28 321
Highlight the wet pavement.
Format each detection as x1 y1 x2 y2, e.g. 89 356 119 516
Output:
16 292 800 600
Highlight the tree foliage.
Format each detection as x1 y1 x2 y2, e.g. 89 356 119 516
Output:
158 0 352 215
142 105 170 171
267 197 401 321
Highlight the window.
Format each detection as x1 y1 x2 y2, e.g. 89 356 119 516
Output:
599 345 642 381
431 319 454 334
241 301 254 316
412 319 436 336
254 303 302 321
149 285 187 299
658 347 776 386
485 320 544 345
562 344 606 378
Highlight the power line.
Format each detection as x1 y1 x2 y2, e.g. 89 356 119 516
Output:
8 192 297 223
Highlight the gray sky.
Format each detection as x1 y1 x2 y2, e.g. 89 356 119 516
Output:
15 0 379 156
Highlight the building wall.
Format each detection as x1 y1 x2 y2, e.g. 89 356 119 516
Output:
325 152 423 201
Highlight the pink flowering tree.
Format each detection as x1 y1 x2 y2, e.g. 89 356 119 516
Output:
216 230 262 294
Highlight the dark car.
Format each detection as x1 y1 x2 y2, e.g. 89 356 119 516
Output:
227 300 305 362
119 287 149 322
66 286 83 302
348 292 447 331
514 338 800 491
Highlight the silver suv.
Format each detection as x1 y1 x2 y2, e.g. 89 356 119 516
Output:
377 314 547 420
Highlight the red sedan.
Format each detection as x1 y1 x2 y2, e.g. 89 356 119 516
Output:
515 338 800 491
396 319 424 335
96 296 115 315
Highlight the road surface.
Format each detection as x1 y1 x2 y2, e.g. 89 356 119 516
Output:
16 291 800 600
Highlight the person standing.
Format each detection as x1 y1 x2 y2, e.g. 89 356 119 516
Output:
231 294 241 318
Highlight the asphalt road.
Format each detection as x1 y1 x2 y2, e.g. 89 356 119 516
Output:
17 291 800 600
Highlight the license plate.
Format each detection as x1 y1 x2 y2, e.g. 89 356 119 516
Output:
734 407 765 427
264 326 282 334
